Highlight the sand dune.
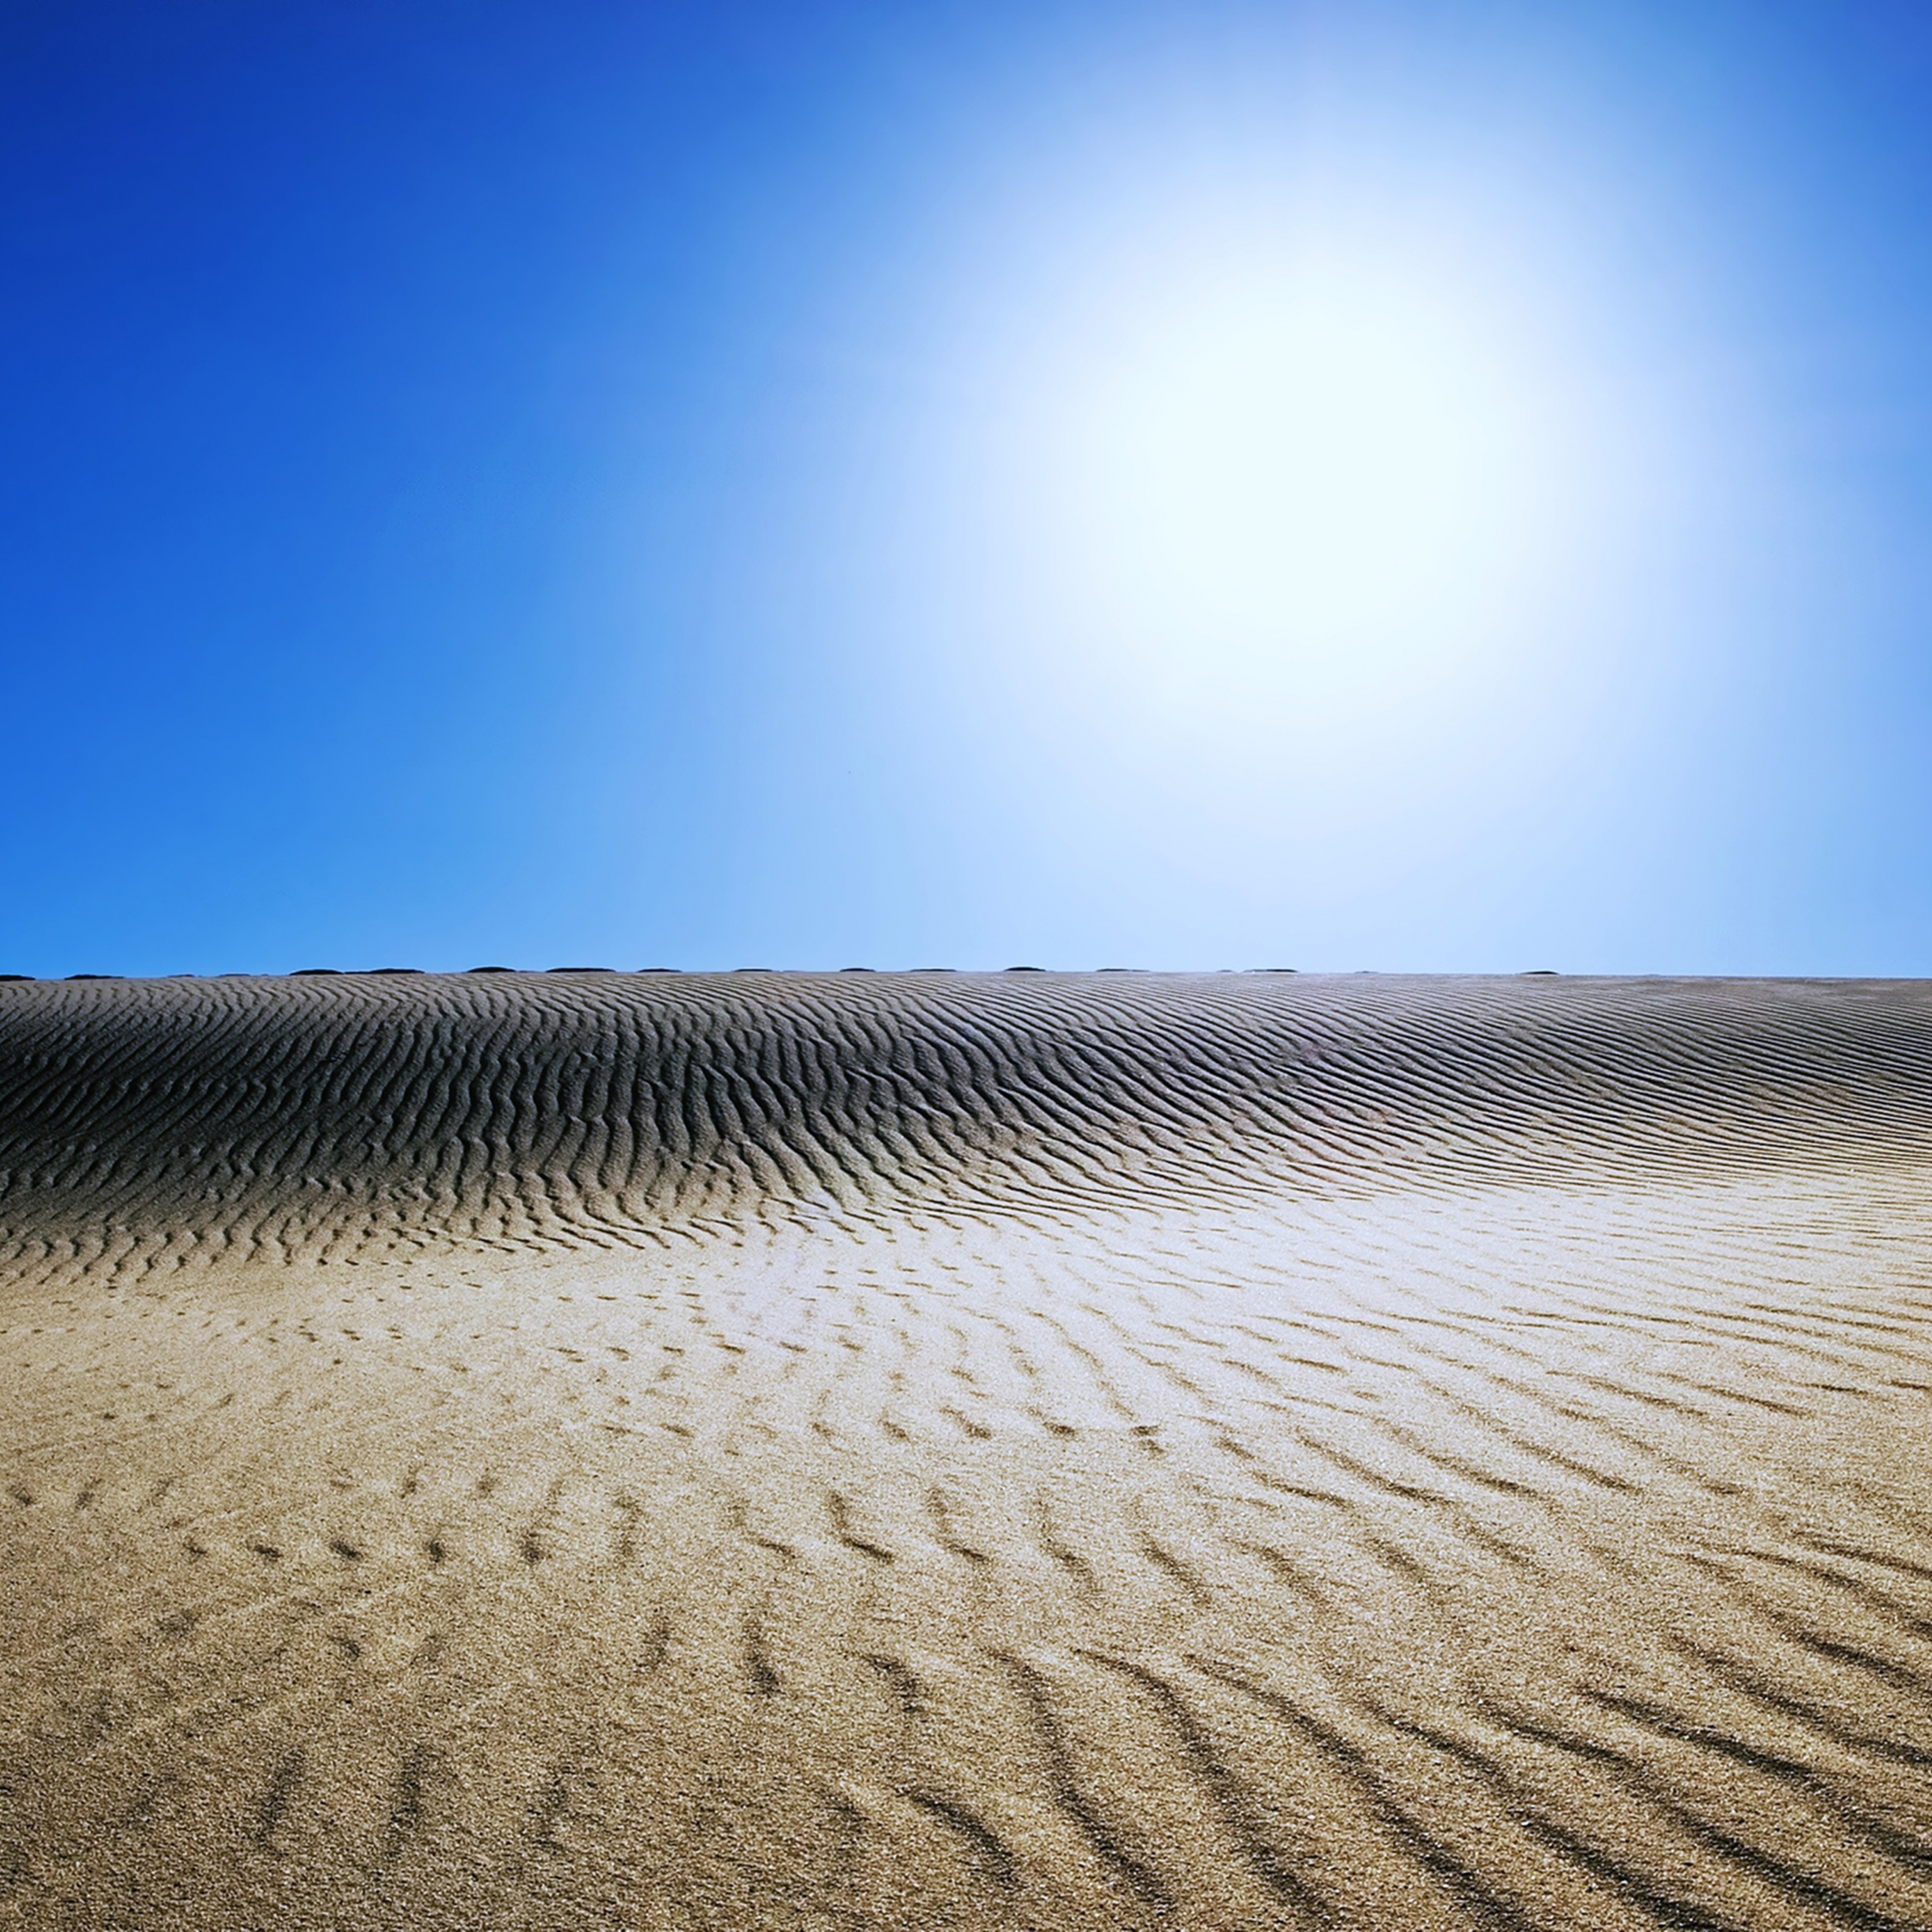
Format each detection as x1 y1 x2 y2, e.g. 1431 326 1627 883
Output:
3 971 1931 1929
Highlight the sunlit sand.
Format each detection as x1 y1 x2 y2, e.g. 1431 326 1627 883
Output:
3 971 1929 1929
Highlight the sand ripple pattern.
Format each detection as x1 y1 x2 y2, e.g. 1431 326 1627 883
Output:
3 971 1932 1275
2 973 1930 1929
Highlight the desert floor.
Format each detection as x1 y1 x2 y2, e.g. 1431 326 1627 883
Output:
3 970 1930 1930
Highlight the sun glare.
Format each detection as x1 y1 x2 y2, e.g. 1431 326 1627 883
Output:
1036 251 1556 702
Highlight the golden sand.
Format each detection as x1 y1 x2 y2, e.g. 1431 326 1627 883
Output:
2 971 1929 1929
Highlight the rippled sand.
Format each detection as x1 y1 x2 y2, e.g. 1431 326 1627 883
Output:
3 970 1930 1929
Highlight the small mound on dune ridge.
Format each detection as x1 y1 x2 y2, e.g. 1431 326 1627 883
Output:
3 971 1930 1275
3 973 1932 1932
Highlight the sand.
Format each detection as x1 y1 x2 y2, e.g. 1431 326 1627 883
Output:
2 969 1929 1930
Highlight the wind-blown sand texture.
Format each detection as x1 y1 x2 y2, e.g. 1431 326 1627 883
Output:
3 970 1931 1931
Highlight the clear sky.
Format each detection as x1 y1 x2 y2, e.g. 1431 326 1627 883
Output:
5 1 1932 975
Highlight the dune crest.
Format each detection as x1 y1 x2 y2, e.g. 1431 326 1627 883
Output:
4 971 1929 1272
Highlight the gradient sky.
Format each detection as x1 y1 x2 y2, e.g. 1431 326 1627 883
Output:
5 1 1932 975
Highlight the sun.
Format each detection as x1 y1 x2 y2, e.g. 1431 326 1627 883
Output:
1041 250 1551 699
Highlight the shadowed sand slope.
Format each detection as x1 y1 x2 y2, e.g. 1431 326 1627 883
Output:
3 973 1932 1929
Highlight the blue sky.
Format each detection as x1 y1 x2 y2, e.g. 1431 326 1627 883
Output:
5 0 1932 975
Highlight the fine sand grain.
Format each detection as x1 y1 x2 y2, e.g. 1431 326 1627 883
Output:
3 970 1930 1929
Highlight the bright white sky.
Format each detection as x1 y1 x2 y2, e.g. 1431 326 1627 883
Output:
1030 239 1565 706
